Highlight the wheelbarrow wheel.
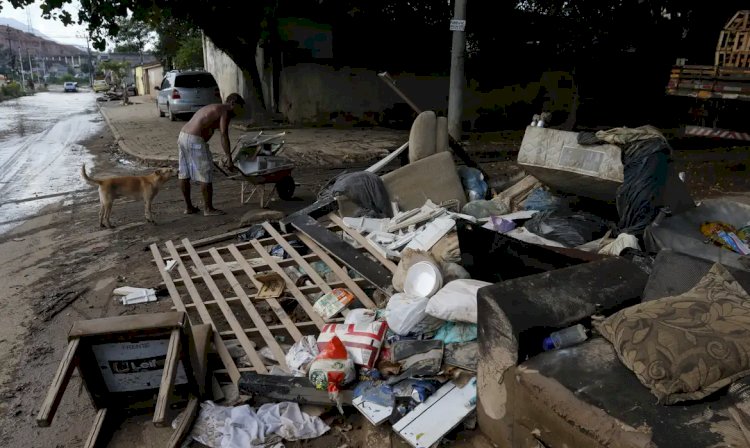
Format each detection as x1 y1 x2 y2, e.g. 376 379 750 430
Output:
277 176 295 200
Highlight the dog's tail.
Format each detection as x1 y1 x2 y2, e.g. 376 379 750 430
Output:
80 164 100 186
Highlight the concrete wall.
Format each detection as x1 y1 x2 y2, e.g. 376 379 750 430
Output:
203 36 253 102
145 66 163 97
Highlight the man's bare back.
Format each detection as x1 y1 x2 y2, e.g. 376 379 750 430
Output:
182 103 232 142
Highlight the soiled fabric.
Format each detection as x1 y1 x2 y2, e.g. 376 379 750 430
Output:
330 171 392 218
594 125 666 146
182 401 330 448
600 263 750 405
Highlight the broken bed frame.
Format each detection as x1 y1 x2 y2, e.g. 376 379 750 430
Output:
149 214 397 384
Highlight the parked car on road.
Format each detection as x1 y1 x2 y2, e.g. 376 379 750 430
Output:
63 82 77 92
93 79 109 93
155 70 221 121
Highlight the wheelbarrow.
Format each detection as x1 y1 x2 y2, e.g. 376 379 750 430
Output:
227 131 297 208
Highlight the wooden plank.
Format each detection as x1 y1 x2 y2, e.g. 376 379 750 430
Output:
167 397 200 448
165 253 316 286
262 222 332 293
290 214 392 290
218 319 331 338
328 213 398 274
83 408 108 448
173 277 369 310
153 328 181 426
295 232 377 309
227 244 304 341
249 239 326 328
36 338 81 427
69 312 184 339
182 238 268 374
208 247 290 370
160 241 241 383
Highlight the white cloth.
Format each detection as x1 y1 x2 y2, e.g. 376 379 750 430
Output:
184 401 330 448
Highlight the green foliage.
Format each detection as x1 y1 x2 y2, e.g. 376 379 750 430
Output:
98 60 130 84
1 81 22 98
173 36 203 69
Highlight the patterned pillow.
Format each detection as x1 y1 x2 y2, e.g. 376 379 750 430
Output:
599 263 750 404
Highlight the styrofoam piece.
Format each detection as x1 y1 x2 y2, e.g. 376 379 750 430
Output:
121 288 157 305
393 378 477 448
342 217 389 234
505 227 566 248
113 286 144 296
165 259 177 272
405 217 455 252
404 261 443 298
353 395 393 426
387 232 417 251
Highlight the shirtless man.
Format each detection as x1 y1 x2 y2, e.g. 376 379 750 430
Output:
178 93 245 216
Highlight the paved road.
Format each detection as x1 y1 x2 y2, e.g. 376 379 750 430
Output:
0 90 103 234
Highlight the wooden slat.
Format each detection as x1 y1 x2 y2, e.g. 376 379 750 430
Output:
295 232 378 309
153 328 181 426
172 277 369 310
159 242 241 383
328 213 398 273
168 253 320 285
250 239 326 329
262 222 333 295
182 238 268 374
227 244 304 342
36 338 80 427
208 247 290 370
168 397 199 448
219 320 321 338
83 408 107 448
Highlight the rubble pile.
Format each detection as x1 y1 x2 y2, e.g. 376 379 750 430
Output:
36 112 750 448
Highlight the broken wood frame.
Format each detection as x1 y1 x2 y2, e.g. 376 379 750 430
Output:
36 312 205 448
150 219 396 383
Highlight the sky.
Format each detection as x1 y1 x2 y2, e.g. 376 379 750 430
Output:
0 1 88 47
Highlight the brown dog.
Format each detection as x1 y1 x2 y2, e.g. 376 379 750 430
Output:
81 164 177 227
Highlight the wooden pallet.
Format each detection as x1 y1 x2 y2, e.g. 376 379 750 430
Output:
716 11 750 68
150 219 394 383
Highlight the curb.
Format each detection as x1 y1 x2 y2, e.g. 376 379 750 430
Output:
97 103 176 167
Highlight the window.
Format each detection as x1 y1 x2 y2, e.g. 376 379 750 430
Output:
161 78 171 89
174 74 217 88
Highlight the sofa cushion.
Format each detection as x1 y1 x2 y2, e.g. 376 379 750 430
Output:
600 263 750 404
381 151 466 211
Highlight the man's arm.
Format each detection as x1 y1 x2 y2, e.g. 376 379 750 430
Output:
219 109 235 168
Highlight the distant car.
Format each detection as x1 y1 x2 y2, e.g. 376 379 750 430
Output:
93 79 109 93
126 84 137 96
156 70 221 121
63 81 77 92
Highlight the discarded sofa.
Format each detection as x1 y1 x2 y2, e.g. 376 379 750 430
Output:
478 249 750 447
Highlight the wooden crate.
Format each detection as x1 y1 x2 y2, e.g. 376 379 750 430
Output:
716 11 750 68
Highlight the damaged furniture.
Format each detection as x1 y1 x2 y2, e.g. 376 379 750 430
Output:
36 312 210 448
478 249 750 447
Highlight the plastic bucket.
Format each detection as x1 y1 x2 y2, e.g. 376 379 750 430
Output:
404 261 443 298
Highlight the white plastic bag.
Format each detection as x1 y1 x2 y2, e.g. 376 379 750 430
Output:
343 308 376 325
285 335 319 377
425 279 492 324
386 293 444 335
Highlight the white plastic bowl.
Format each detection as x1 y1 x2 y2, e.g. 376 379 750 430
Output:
404 261 443 298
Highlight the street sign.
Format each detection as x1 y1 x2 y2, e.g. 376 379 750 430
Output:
450 19 466 31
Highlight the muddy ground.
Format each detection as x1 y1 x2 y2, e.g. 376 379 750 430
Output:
1 124 749 447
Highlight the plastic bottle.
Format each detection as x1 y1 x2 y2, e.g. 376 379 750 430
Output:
542 324 588 351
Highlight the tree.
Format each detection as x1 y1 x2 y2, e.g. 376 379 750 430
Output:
111 17 153 64
98 60 130 86
173 36 203 69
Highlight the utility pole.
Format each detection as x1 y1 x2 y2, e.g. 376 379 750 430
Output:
447 0 467 141
18 47 25 90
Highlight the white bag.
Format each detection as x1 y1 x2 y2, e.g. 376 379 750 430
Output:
386 293 444 336
425 279 492 324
